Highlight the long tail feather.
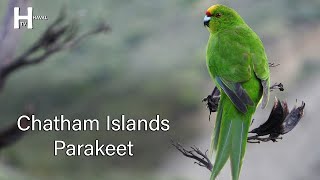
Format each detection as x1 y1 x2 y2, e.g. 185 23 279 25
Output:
210 96 224 154
230 118 250 180
210 114 232 180
210 93 253 180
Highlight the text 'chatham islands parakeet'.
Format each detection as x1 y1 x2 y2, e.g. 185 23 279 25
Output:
203 4 270 180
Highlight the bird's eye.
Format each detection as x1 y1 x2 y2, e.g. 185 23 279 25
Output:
215 13 222 18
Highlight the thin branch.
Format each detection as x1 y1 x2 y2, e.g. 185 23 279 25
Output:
270 83 284 91
247 135 283 143
0 104 34 150
171 140 213 171
269 62 280 67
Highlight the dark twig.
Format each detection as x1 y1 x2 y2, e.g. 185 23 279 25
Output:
247 135 283 143
0 104 34 150
270 83 284 91
269 62 280 67
171 140 213 171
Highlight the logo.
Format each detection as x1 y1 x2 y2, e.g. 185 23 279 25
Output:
14 7 48 29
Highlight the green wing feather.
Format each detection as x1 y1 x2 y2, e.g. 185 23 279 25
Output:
250 32 270 108
216 76 254 113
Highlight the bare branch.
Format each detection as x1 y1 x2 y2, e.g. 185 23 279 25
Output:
270 83 284 91
0 104 34 150
0 8 110 88
171 140 213 171
269 63 280 67
247 135 283 143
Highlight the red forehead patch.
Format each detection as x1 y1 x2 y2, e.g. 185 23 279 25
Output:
206 11 212 17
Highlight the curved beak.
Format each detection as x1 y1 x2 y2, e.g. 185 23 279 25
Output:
203 15 211 27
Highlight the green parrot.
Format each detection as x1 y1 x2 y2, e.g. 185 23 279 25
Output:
203 4 270 180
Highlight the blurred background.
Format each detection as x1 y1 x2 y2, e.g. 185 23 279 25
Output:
0 0 319 179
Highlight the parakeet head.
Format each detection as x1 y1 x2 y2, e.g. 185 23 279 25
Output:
204 4 245 33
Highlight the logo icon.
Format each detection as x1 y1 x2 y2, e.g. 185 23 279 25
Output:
13 7 48 29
